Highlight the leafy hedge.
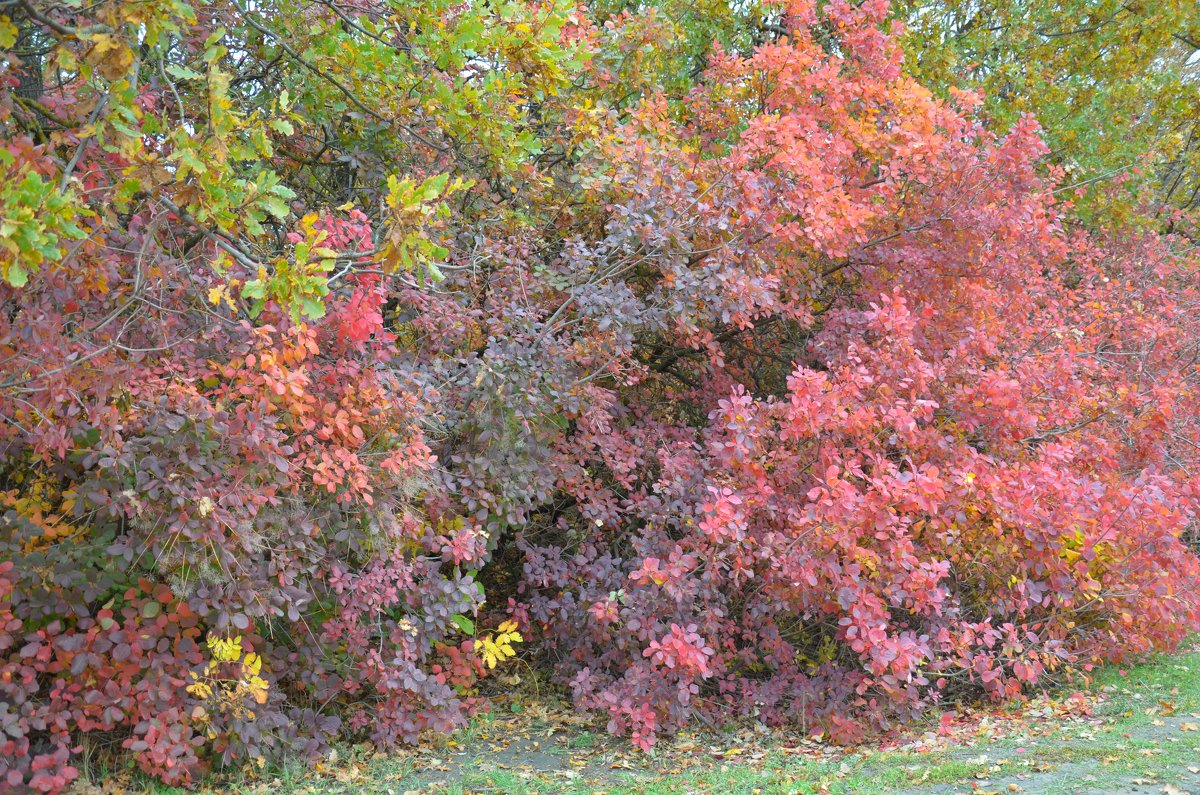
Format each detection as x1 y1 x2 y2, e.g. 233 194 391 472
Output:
2 0 1199 790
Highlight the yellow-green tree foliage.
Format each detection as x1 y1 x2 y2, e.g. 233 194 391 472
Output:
896 0 1200 224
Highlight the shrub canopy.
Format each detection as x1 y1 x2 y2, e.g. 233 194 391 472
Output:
2 0 1199 791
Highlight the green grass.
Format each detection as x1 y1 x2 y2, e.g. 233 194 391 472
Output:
126 648 1200 795
442 648 1200 794
566 731 597 749
1092 649 1200 717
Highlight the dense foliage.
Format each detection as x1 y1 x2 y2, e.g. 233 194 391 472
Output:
896 0 1200 223
2 0 1199 790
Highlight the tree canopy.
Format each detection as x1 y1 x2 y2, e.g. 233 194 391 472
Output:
896 0 1200 223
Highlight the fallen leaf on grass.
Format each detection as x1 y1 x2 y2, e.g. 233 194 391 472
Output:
1179 722 1199 732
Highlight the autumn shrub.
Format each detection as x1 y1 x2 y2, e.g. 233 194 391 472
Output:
0 273 493 788
509 1 1200 749
2 0 1200 790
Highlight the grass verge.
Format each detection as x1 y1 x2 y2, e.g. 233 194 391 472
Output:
104 647 1200 795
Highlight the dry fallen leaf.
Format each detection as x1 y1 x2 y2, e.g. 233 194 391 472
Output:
1179 721 1199 732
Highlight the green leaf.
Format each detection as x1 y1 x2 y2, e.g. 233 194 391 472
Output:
244 210 265 237
241 279 266 300
450 614 476 635
259 194 291 220
175 148 207 177
3 262 29 287
299 295 326 319
165 62 204 80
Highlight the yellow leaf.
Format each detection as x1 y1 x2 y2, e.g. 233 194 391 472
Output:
208 283 236 310
0 15 17 50
86 33 134 81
